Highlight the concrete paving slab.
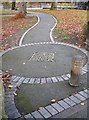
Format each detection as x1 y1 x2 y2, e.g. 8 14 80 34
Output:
34 78 40 84
51 77 58 83
41 78 46 84
45 105 58 115
23 78 30 84
38 108 52 118
51 103 64 112
25 113 34 119
56 76 64 81
74 94 86 101
13 77 21 82
69 95 81 104
29 78 35 84
61 75 69 81
79 91 89 98
58 100 70 109
31 111 44 119
84 89 89 94
46 77 53 83
63 98 76 106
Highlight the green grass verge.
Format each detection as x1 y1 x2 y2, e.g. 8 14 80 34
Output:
15 89 34 115
0 9 17 15
15 79 87 115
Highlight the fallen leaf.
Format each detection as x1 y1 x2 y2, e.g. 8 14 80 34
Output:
14 92 17 96
51 99 56 103
39 107 43 110
8 85 13 88
80 102 85 106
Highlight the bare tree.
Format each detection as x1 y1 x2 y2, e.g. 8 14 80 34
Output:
18 2 27 16
11 2 27 19
12 0 16 10
50 1 57 10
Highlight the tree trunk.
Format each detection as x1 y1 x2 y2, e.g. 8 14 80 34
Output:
78 2 87 10
12 0 16 10
87 1 89 10
50 2 57 10
18 2 27 16
11 2 27 20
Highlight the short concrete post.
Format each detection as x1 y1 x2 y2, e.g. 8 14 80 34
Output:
69 55 84 86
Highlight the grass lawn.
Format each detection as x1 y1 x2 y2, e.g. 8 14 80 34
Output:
30 9 87 47
0 9 17 15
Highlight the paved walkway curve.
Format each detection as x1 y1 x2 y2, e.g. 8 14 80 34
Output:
19 12 56 45
2 12 89 119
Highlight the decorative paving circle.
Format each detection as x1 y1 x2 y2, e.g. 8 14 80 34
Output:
2 42 88 78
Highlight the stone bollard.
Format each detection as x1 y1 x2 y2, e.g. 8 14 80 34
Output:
69 55 84 86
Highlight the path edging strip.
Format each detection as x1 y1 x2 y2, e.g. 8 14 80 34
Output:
19 15 40 46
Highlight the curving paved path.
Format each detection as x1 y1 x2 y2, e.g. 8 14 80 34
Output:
20 12 56 45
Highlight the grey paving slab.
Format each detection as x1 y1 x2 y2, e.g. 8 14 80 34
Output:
5 99 15 105
16 117 25 120
74 94 86 101
11 76 17 80
5 94 14 99
63 98 76 106
5 102 21 118
81 70 87 75
12 76 21 82
82 70 87 73
40 78 46 84
51 77 58 83
45 105 58 116
38 108 52 118
84 89 89 94
51 103 64 112
23 78 30 83
61 75 69 80
5 104 16 113
46 77 53 83
25 113 34 119
56 76 64 81
82 68 88 72
8 86 17 92
58 100 70 109
5 90 14 95
16 77 25 86
29 78 35 84
5 96 14 103
79 91 89 98
5 101 15 109
51 99 88 118
31 111 44 119
69 95 81 104
18 77 25 83
7 110 21 119
66 74 71 78
83 65 88 69
34 78 40 84
10 86 17 91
